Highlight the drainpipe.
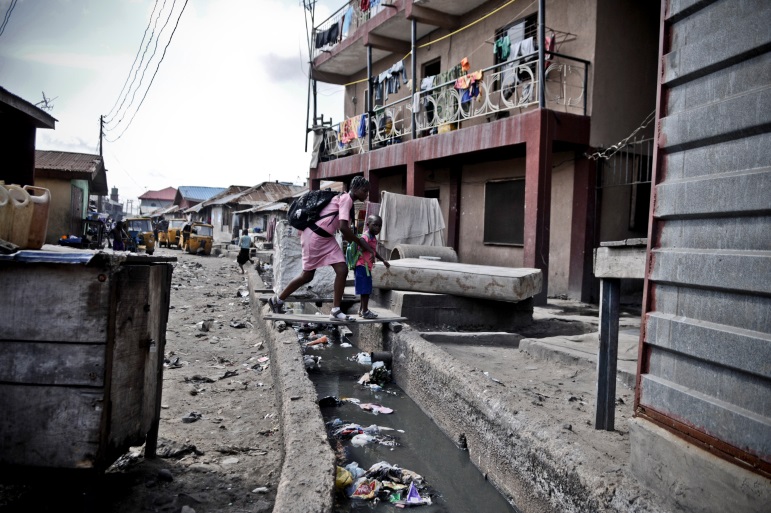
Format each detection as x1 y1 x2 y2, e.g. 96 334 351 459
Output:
367 45 373 152
411 18 417 138
538 0 545 109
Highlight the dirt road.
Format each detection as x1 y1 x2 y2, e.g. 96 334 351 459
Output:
0 249 281 513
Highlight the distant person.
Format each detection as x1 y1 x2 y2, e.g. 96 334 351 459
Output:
269 176 375 321
353 214 390 318
182 221 192 251
236 229 254 274
111 221 127 251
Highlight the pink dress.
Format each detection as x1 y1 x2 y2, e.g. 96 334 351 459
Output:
300 193 353 271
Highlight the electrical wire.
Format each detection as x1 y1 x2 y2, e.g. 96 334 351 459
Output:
0 0 17 37
586 110 656 161
105 0 189 142
104 0 169 126
105 0 179 131
103 0 161 121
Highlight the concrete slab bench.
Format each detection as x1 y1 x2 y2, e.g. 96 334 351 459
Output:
370 258 542 302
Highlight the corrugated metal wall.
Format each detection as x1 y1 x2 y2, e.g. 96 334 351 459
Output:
638 0 771 473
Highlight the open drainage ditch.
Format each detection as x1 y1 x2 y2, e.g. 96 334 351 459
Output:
292 321 519 513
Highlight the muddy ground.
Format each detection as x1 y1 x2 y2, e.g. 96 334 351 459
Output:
0 248 281 513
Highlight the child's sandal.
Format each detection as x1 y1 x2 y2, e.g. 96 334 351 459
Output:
361 310 378 319
330 308 356 322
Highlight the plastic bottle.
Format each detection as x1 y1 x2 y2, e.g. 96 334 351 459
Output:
23 186 50 249
6 185 31 248
0 185 11 241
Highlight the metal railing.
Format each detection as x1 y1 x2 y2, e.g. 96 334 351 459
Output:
319 51 589 160
312 0 389 59
596 136 654 189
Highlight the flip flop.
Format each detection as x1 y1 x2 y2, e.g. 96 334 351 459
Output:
330 309 356 321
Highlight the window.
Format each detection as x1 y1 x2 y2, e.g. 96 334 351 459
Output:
484 179 524 245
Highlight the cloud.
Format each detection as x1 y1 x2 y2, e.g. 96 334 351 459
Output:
15 51 126 71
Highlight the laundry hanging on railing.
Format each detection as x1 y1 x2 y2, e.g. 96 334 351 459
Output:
373 60 409 102
455 71 484 103
315 21 342 49
340 116 360 144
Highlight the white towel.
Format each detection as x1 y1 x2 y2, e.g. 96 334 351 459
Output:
378 191 445 250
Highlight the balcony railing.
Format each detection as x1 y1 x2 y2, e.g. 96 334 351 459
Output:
319 52 589 160
312 0 389 59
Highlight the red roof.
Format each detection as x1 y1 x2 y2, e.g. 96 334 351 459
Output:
138 186 177 201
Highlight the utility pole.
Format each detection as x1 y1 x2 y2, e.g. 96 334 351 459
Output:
98 115 104 157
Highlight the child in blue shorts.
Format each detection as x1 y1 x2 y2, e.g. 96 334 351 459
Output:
355 215 390 318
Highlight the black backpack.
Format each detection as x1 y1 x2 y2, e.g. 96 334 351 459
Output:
287 190 340 237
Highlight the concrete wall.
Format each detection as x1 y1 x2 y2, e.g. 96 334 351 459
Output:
547 157 574 295
590 0 659 147
635 0 771 495
457 158 526 267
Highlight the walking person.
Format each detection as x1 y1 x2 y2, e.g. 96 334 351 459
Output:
353 214 390 318
236 229 254 274
111 221 128 251
268 176 376 321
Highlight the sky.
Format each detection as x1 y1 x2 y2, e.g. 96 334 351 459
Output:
0 0 344 211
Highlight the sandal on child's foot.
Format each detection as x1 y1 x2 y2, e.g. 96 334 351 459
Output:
360 310 378 319
268 296 285 314
330 308 355 322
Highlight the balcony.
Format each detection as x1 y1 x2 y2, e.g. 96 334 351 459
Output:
318 50 589 161
311 0 492 82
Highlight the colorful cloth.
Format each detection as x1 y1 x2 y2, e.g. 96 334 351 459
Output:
356 231 377 270
300 193 353 271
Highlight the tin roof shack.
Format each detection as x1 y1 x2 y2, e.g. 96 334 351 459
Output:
0 87 56 187
188 182 305 242
173 186 226 212
34 150 108 245
0 249 175 472
138 186 177 216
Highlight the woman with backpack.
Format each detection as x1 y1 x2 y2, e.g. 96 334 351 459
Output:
268 176 376 321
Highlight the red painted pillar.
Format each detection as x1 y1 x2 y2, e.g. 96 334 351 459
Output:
568 153 597 302
309 178 321 191
523 110 553 305
406 160 425 197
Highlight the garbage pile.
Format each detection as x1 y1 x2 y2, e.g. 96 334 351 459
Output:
335 461 432 507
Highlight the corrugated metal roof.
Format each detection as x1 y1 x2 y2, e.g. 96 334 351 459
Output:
35 150 102 173
176 186 226 202
236 201 289 214
139 186 177 201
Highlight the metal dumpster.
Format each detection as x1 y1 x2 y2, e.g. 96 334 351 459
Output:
0 249 175 471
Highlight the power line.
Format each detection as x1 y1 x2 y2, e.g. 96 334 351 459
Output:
0 0 18 37
105 0 179 131
105 0 189 143
587 110 656 161
104 0 161 121
104 0 170 126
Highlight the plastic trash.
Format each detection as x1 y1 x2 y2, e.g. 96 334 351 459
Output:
359 403 394 414
355 352 372 365
351 434 375 447
345 461 366 480
335 466 353 489
350 478 379 500
305 335 329 346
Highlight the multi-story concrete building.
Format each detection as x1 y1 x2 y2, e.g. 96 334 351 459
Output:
306 0 771 508
306 0 660 304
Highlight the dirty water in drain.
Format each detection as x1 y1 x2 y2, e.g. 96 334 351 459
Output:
300 326 519 513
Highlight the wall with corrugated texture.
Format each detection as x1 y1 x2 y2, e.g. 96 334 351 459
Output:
638 0 771 470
